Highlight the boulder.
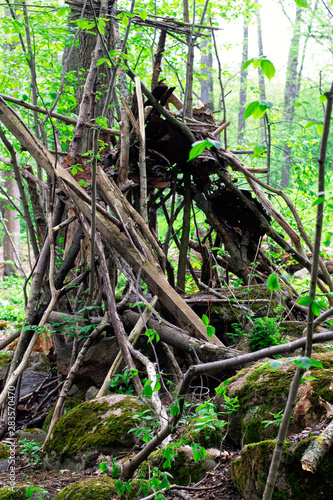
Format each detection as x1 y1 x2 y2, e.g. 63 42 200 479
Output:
54 477 146 500
0 484 48 499
216 353 333 447
17 428 47 444
44 394 148 470
231 438 333 500
0 351 51 398
56 337 119 389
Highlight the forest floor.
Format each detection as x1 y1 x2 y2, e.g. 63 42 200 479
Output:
0 450 244 499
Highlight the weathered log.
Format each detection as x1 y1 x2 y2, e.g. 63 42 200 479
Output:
301 418 333 473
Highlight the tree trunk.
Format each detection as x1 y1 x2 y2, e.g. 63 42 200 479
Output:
281 6 302 188
238 18 249 144
200 36 214 106
3 171 21 277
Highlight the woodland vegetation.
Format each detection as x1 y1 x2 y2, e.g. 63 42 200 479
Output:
0 0 333 498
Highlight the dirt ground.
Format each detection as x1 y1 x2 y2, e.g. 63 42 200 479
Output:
0 451 244 499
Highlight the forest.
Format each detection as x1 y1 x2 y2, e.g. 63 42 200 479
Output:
0 0 333 498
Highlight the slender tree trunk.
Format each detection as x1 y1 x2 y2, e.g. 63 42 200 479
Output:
281 6 302 188
3 171 20 277
238 18 249 144
200 36 213 106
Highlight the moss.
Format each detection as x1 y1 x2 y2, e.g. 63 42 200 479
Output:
219 353 333 446
42 394 84 432
0 442 9 459
44 395 147 467
231 438 333 499
0 484 35 500
0 351 13 369
54 477 147 500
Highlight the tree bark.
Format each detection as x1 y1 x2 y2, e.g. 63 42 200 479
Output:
238 18 249 144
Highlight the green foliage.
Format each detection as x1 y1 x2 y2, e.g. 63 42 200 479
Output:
0 276 26 322
108 368 139 395
187 138 221 162
242 55 276 80
25 485 49 499
261 410 284 428
249 317 283 351
202 314 216 338
18 439 43 466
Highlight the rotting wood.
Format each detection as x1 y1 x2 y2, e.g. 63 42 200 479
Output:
0 96 218 345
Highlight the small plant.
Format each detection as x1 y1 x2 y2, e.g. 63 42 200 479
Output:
107 368 138 395
18 439 43 466
129 408 159 444
249 317 283 351
262 410 285 428
25 485 49 499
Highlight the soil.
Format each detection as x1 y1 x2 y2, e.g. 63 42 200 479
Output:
0 450 244 499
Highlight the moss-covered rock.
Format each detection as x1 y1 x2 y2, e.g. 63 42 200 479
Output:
44 394 148 470
42 394 84 432
217 353 333 447
140 445 217 486
54 477 146 500
231 438 333 499
0 484 47 499
0 443 9 459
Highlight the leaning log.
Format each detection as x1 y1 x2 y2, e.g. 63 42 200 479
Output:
0 97 220 345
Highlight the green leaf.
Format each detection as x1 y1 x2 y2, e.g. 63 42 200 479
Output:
153 381 161 392
311 301 321 316
267 273 280 291
302 376 317 381
297 296 313 306
138 10 148 21
305 122 316 129
122 14 129 26
187 140 210 161
312 197 325 206
319 94 327 103
207 137 222 149
244 101 259 120
270 360 284 370
253 143 267 156
202 314 209 326
294 0 308 6
317 123 324 135
97 57 106 66
142 383 153 398
242 58 254 71
99 462 108 472
261 60 275 80
207 325 216 338
310 359 323 368
294 356 312 370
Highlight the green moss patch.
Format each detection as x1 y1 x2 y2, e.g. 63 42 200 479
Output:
44 394 148 470
54 477 146 500
218 353 333 446
231 438 333 499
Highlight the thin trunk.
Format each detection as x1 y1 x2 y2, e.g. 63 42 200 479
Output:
177 171 192 290
238 19 249 144
281 6 302 187
200 36 214 105
3 171 21 277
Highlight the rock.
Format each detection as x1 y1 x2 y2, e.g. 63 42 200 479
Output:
0 484 48 499
44 394 148 470
0 351 51 398
54 477 145 499
141 445 217 486
216 353 333 447
231 438 333 499
42 394 84 432
17 428 47 445
68 384 79 396
0 442 10 471
0 321 8 330
293 268 310 279
56 337 119 389
85 386 99 400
